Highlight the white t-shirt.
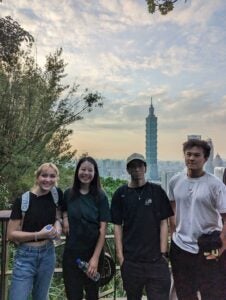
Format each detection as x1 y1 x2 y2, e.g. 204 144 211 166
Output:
169 171 226 253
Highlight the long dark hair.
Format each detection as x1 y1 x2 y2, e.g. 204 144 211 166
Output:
70 156 101 200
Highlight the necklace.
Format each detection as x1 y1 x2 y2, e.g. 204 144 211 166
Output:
133 185 146 200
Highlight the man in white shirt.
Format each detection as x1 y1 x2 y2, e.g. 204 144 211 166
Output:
169 139 226 300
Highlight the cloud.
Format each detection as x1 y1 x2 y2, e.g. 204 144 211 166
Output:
1 0 226 159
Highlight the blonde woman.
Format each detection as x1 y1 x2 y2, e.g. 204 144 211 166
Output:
7 163 63 300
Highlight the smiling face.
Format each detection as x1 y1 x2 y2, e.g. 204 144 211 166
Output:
78 161 95 186
36 166 58 194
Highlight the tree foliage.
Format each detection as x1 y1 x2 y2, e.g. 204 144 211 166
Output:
0 16 103 201
101 177 127 200
146 0 186 15
0 16 34 66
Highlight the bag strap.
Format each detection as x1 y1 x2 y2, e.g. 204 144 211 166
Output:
51 186 59 207
20 187 59 230
20 191 30 230
21 191 30 212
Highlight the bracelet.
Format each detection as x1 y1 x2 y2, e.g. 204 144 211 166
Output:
63 215 68 219
34 232 38 242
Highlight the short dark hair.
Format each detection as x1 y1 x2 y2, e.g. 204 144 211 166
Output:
183 139 211 159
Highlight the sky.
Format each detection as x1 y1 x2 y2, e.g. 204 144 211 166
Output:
1 0 226 161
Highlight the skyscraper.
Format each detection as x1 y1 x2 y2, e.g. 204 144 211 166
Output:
187 134 201 140
146 99 158 180
205 138 214 174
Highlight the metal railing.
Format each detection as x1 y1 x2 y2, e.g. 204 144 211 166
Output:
0 211 117 300
0 210 11 300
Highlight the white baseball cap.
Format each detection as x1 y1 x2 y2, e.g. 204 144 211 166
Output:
126 153 146 166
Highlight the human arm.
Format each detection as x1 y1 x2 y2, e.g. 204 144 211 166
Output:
87 221 107 277
160 218 169 255
110 187 124 265
215 182 226 256
61 188 70 235
53 208 63 238
219 213 226 255
7 219 57 243
114 224 124 266
169 200 176 237
87 191 110 277
62 211 69 235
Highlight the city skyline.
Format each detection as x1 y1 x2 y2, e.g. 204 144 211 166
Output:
1 0 226 160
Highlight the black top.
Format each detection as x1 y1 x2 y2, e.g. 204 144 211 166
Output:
61 188 110 251
10 188 63 232
111 182 174 262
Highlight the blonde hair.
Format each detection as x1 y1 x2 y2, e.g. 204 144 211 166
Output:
33 163 59 188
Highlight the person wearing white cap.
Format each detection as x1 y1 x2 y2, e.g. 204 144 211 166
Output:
111 153 174 300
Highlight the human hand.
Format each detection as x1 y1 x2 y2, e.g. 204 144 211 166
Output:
54 222 62 239
87 256 99 278
39 224 56 240
219 236 226 256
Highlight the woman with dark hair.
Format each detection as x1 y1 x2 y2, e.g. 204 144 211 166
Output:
62 156 110 300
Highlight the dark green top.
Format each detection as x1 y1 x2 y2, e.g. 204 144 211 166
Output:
61 188 110 251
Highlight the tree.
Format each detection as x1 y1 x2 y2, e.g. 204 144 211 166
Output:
101 177 127 200
0 16 34 66
0 17 103 200
146 0 187 15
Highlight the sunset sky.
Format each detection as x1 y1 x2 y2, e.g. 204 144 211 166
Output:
1 0 226 160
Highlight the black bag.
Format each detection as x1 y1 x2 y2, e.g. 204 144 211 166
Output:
198 230 222 253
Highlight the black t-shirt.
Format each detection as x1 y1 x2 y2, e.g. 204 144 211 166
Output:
10 188 63 232
61 188 110 251
111 182 174 262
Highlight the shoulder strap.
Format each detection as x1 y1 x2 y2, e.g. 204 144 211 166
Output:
19 187 59 232
21 187 59 211
21 191 30 213
51 186 59 206
20 191 30 232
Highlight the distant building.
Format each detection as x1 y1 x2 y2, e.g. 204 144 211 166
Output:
205 138 214 174
187 134 201 140
161 170 179 194
146 98 158 180
96 159 128 180
213 153 224 168
214 167 225 181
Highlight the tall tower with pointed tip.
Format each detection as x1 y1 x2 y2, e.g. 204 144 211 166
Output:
146 98 158 180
